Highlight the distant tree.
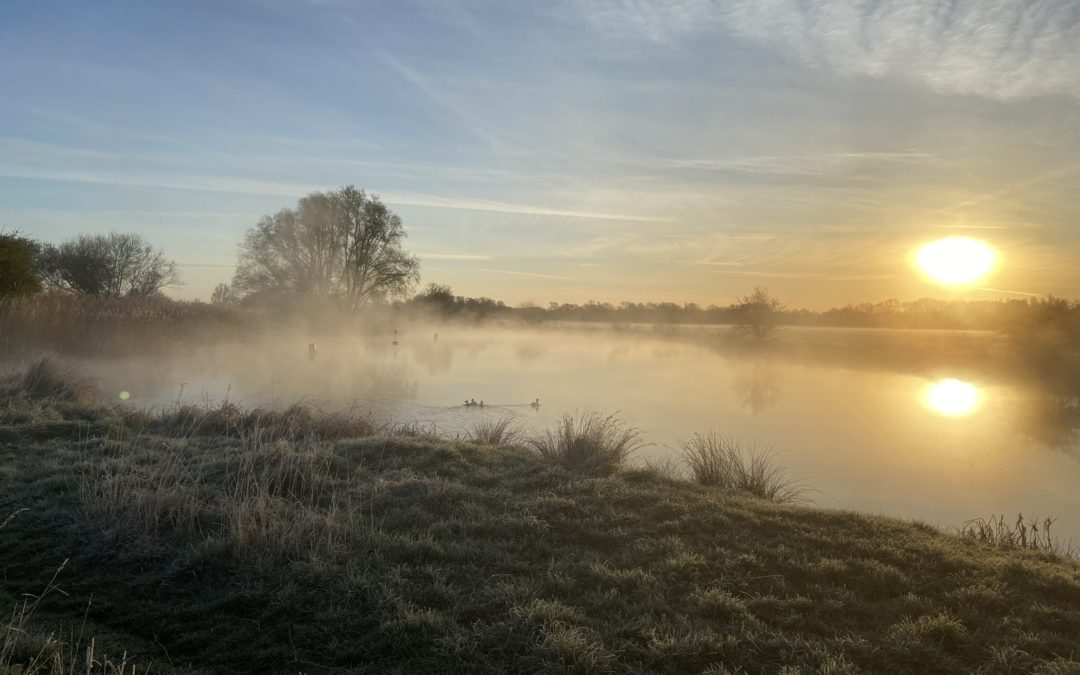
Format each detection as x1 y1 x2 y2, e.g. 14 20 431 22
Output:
233 186 419 308
1001 294 1080 353
517 300 546 325
0 232 43 297
414 282 457 314
416 282 455 304
733 287 786 341
210 282 239 305
39 232 179 297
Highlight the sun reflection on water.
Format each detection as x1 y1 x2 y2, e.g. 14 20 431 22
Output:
922 379 982 417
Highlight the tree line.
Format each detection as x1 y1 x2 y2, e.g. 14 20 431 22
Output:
0 186 420 307
3 184 1079 342
1 231 179 298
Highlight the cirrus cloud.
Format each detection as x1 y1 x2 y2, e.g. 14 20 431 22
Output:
577 0 1080 102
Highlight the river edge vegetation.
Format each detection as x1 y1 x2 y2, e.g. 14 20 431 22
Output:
2 361 1080 674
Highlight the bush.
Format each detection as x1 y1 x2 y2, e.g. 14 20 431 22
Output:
0 232 42 298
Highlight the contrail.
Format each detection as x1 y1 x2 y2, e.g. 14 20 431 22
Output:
976 286 1042 297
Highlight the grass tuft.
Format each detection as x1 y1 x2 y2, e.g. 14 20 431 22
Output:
468 416 523 447
959 513 1077 559
528 412 645 472
13 358 98 405
679 430 807 503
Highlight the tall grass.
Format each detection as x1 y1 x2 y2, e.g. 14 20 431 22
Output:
678 431 806 503
468 416 523 447
0 293 264 359
528 412 645 472
0 514 138 674
14 358 97 405
80 435 371 566
959 513 1077 559
145 401 378 445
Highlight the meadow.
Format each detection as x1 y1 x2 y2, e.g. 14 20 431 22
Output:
2 358 1080 674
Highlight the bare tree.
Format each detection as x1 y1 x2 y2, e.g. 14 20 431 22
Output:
733 287 786 341
210 282 239 305
39 233 179 297
233 186 418 307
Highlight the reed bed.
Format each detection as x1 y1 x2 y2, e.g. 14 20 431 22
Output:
0 294 264 359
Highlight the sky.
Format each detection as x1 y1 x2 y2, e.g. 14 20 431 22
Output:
2 0 1079 308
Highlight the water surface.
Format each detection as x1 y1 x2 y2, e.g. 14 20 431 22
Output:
85 325 1080 543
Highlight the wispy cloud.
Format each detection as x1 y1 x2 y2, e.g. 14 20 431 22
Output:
417 253 494 261
576 0 1080 101
0 137 672 222
696 267 900 283
647 151 939 176
380 190 676 222
374 50 536 158
476 268 578 280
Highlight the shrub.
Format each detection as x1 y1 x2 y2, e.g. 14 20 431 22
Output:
0 232 42 298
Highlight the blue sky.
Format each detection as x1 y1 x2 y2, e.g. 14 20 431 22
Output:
2 0 1079 307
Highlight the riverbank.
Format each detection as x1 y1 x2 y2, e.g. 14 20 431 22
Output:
1 367 1079 673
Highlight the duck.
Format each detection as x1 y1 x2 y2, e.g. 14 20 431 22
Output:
530 398 541 409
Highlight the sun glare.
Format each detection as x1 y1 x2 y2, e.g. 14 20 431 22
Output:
914 237 996 286
922 379 982 417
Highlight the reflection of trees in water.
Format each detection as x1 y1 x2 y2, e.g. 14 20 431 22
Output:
1014 394 1080 454
606 344 631 363
514 342 547 363
360 365 419 399
732 361 782 416
650 345 683 360
409 343 454 376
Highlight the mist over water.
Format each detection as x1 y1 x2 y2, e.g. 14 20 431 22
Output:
72 323 1080 543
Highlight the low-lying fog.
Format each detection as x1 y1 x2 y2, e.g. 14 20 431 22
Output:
72 324 1080 543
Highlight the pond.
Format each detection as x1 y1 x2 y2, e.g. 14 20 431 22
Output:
84 324 1080 544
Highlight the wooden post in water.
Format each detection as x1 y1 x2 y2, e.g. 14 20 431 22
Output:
308 342 318 361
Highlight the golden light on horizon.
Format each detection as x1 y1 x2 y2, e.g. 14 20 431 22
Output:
914 237 997 286
922 379 982 417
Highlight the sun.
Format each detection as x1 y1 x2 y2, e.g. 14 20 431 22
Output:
914 237 997 286
922 379 982 417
